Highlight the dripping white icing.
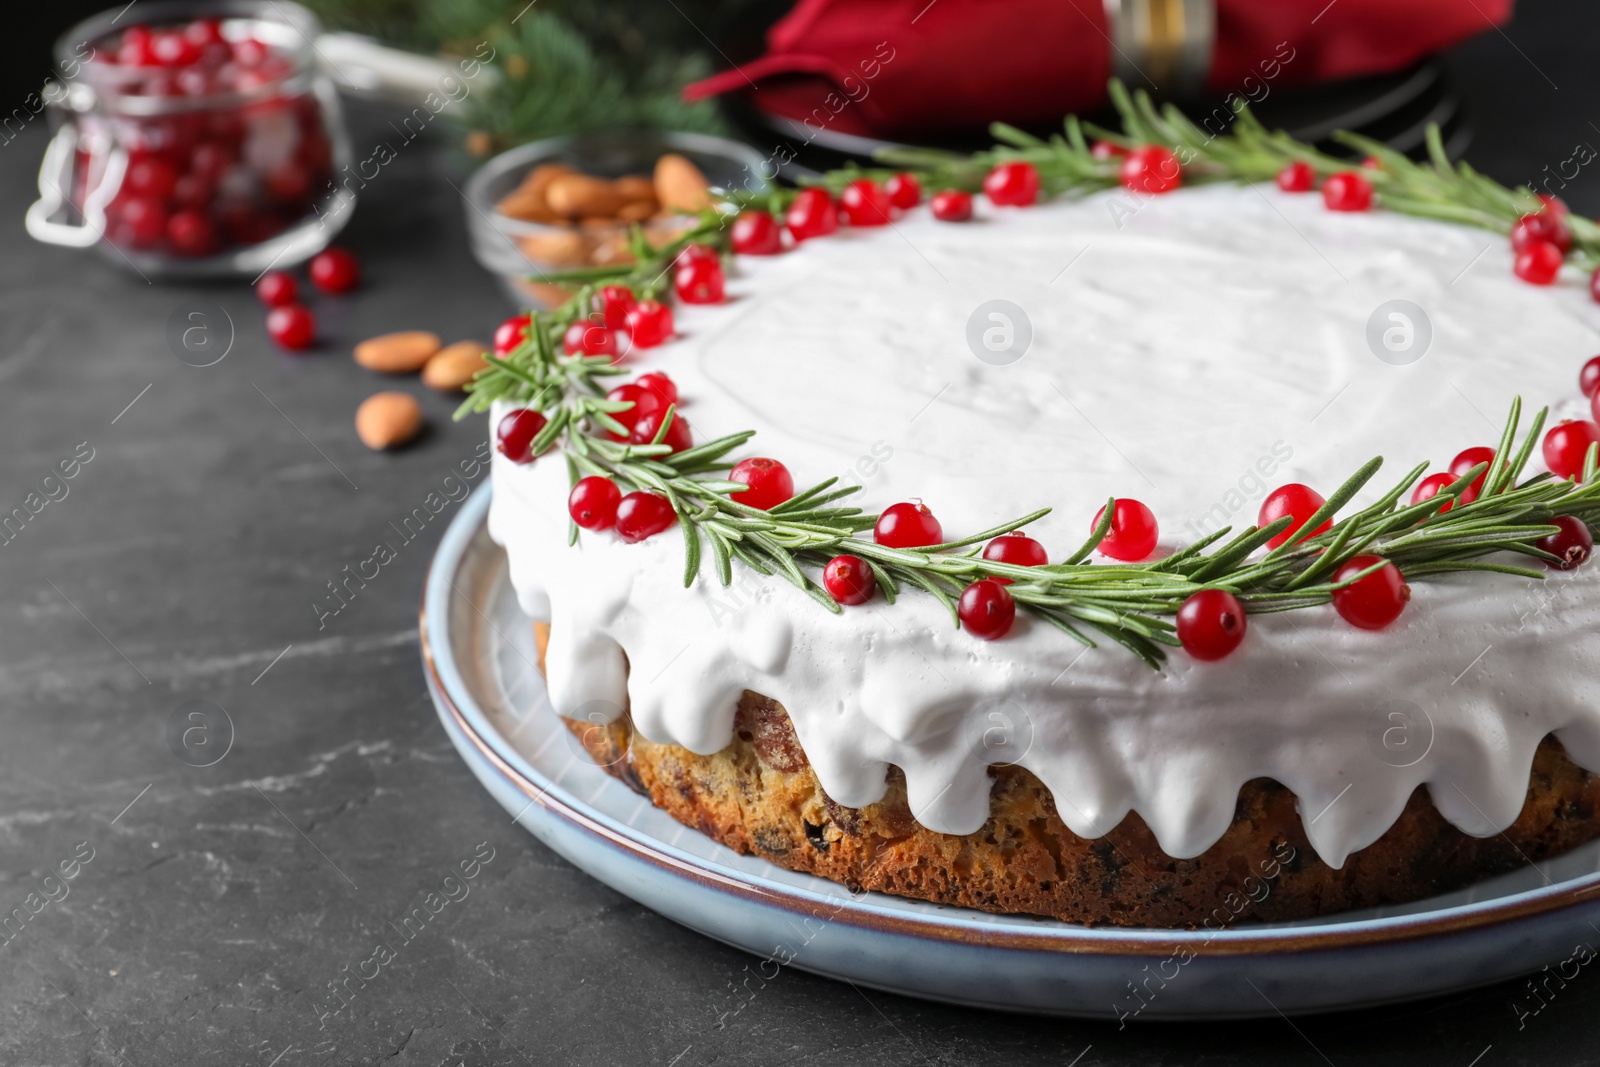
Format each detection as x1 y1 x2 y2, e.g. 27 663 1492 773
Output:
488 182 1600 867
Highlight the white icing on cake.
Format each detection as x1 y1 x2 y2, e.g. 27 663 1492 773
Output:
488 182 1600 867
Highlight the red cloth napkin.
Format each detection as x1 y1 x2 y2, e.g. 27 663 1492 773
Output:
685 0 1513 139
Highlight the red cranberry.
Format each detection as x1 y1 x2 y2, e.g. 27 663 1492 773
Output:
166 210 216 256
184 18 225 47
1535 515 1593 570
840 179 894 226
190 142 232 179
630 409 692 453
983 162 1040 206
624 300 674 348
1322 172 1374 212
256 271 298 308
265 305 315 350
309 247 360 293
785 188 838 241
635 373 677 409
569 322 619 359
493 314 532 355
982 533 1047 584
1120 146 1182 194
232 38 270 68
729 458 794 510
1544 419 1600 480
885 173 922 209
823 554 876 605
604 383 664 440
1511 212 1572 255
675 259 725 304
677 243 719 268
1276 161 1316 193
125 156 178 199
150 31 201 68
112 197 166 248
958 579 1016 640
1514 240 1563 285
1332 556 1409 630
615 492 677 543
119 26 156 66
496 409 548 464
1410 472 1457 515
930 189 973 222
1448 446 1496 504
730 211 784 255
875 502 943 548
1259 484 1331 549
599 285 635 331
1591 266 1600 305
569 476 622 530
1581 355 1600 397
1177 589 1248 661
170 172 211 208
1092 499 1159 561
1090 141 1128 160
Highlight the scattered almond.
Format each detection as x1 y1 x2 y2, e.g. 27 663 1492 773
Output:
616 200 656 222
654 153 712 212
354 331 441 374
355 392 423 451
545 173 627 219
422 341 489 392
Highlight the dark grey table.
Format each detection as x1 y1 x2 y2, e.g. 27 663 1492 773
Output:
5 5 1600 1064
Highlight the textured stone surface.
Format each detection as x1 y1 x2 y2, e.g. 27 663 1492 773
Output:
3 7 1600 1063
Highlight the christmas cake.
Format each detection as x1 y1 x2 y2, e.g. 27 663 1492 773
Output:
471 101 1600 926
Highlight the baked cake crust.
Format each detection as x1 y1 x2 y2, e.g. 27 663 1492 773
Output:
539 625 1600 927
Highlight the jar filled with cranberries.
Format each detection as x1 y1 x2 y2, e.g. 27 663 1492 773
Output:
26 1 352 277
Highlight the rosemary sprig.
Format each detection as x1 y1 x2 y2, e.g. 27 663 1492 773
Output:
457 81 1600 667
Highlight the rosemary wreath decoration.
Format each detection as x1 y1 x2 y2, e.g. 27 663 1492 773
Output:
457 83 1600 667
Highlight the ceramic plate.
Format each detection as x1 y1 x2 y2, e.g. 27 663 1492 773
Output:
423 487 1600 1019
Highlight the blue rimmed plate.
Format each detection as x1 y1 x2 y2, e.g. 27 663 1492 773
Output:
422 486 1600 1019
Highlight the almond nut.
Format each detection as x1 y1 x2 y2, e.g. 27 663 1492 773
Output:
545 174 627 219
355 392 423 450
496 163 571 222
614 174 658 202
654 153 712 213
422 341 489 392
517 230 592 267
353 331 441 374
616 200 657 222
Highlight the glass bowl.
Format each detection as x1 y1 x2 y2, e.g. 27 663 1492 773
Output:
461 130 771 307
27 0 353 279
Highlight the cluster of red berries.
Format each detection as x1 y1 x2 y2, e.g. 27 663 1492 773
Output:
1278 159 1599 292
1545 355 1600 484
1273 159 1376 213
94 19 335 257
722 144 1191 252
253 247 361 350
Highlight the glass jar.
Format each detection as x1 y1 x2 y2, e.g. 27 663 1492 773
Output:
27 0 354 279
